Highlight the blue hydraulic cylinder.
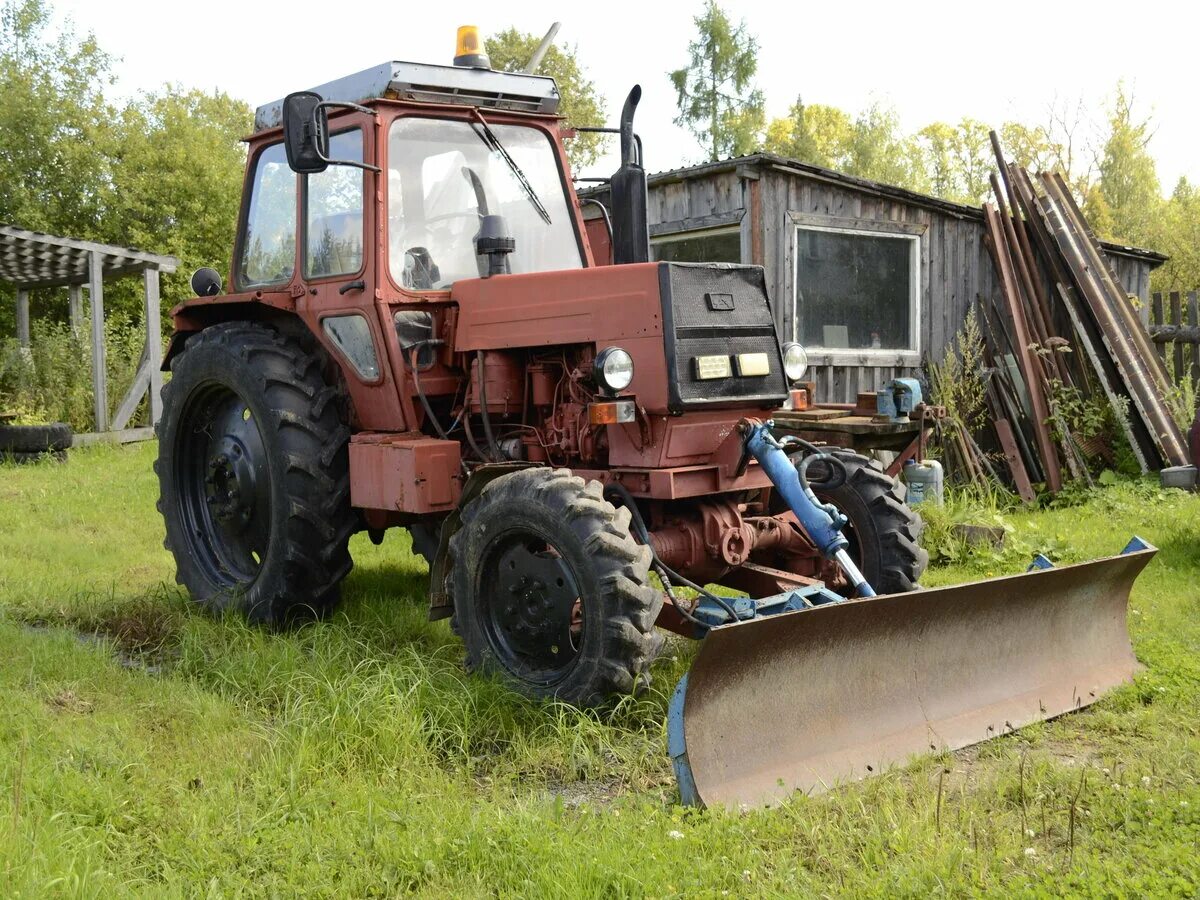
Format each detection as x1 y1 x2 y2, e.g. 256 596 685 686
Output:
743 421 876 598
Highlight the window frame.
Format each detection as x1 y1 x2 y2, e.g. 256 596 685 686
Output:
649 224 744 264
790 219 922 364
382 112 587 295
234 140 298 291
301 126 367 284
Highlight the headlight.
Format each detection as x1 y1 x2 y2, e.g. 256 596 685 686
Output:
594 347 634 394
782 342 808 382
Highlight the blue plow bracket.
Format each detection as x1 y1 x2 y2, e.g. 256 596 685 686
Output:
743 421 876 598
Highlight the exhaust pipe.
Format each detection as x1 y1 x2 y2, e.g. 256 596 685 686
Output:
609 86 649 265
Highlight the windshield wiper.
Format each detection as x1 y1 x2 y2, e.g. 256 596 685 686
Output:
469 111 552 226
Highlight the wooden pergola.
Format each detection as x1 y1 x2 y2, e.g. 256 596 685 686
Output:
1 224 179 439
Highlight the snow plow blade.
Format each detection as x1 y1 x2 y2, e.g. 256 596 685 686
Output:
669 541 1154 809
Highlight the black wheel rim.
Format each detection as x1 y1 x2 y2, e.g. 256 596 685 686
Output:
174 382 272 590
477 527 585 686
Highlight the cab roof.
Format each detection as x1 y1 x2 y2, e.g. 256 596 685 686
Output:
254 61 561 132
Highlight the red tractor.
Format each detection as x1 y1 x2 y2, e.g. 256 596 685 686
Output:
156 28 1151 809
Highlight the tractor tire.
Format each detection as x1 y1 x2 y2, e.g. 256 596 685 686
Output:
447 467 662 707
0 422 72 453
812 450 927 595
155 321 354 626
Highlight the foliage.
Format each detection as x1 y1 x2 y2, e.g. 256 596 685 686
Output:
0 0 251 333
0 0 113 238
1160 354 1197 434
0 317 149 430
915 118 993 205
1086 85 1162 247
669 1 764 162
107 88 251 311
927 307 987 434
763 97 839 168
3 446 1200 893
485 29 607 169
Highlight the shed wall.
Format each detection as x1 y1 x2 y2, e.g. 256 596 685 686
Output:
639 165 1155 403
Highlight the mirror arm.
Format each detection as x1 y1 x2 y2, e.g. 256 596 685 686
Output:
311 101 382 173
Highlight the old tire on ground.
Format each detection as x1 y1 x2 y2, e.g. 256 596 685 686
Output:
155 321 354 626
0 422 72 453
448 467 662 707
812 450 927 595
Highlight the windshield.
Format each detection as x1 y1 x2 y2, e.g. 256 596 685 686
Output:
387 117 583 290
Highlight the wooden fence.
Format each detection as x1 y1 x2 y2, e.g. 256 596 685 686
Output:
1149 291 1200 389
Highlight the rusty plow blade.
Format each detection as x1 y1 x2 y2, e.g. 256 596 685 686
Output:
668 540 1155 810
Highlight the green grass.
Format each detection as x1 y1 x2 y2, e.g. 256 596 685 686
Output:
0 443 1198 897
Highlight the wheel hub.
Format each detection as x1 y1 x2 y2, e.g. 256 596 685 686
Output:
204 435 256 529
484 536 583 675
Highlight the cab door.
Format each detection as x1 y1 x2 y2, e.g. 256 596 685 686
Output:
296 120 406 430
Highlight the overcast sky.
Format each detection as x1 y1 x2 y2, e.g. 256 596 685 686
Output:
51 0 1199 192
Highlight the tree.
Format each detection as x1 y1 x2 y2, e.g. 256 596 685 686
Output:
107 88 251 311
485 29 606 169
914 118 991 205
1154 178 1200 291
669 1 764 161
1087 84 1162 246
841 103 926 192
0 0 113 237
764 97 852 170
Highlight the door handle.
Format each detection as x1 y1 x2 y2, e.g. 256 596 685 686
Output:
338 279 366 295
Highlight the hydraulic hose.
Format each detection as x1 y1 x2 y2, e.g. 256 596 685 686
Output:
475 352 503 462
603 483 742 627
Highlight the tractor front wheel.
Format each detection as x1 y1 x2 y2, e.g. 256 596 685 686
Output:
813 450 928 595
448 468 662 707
156 322 354 626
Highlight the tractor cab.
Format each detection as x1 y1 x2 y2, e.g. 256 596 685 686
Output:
244 46 601 301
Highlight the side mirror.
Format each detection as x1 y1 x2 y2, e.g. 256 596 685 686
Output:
282 91 330 174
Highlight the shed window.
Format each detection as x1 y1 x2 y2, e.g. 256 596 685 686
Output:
651 227 741 264
793 226 919 354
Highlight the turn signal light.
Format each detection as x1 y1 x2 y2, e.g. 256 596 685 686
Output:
589 400 637 425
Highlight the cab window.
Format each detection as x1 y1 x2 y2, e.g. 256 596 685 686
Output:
387 117 582 290
239 143 297 288
305 129 365 279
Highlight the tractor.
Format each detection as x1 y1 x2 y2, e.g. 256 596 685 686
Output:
156 27 1155 809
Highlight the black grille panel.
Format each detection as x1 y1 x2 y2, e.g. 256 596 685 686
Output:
658 263 788 411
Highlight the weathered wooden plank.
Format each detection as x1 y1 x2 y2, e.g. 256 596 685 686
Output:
1189 291 1200 387
1170 291 1184 380
15 288 29 347
649 211 743 237
144 267 163 426
72 426 155 447
111 348 150 432
68 284 82 335
89 250 108 433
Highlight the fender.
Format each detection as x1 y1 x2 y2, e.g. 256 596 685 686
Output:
427 461 538 620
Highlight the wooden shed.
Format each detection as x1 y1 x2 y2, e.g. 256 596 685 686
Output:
582 153 1164 402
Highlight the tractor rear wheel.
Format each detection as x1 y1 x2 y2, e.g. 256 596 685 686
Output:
156 322 354 626
813 450 927 595
448 468 662 707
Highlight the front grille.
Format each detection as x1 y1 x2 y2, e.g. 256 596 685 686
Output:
658 263 788 412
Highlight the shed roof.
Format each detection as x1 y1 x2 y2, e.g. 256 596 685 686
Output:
631 153 1167 267
0 224 179 290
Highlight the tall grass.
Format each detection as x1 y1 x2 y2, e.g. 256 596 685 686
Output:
0 317 149 430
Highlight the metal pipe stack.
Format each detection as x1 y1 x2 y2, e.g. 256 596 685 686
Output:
980 133 1189 497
